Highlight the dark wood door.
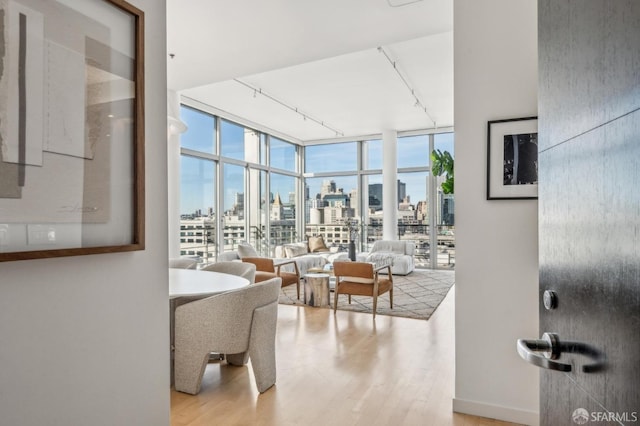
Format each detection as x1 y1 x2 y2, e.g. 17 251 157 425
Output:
531 1 640 425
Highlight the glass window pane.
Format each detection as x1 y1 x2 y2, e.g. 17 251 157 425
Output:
397 171 430 267
435 132 454 268
260 134 267 166
434 132 454 157
397 135 429 169
180 105 215 154
305 142 357 173
248 169 268 255
362 174 383 252
223 163 245 251
397 172 429 222
437 191 455 268
364 139 383 170
270 173 298 248
179 155 216 262
304 176 357 248
220 119 260 161
270 137 297 171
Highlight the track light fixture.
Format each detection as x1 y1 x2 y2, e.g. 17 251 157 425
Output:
234 79 344 137
378 46 437 128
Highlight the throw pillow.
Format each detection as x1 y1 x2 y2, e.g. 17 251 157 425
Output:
284 245 308 258
237 242 258 258
308 235 329 253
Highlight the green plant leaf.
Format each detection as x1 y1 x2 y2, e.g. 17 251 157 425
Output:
431 149 454 194
442 177 454 194
431 149 444 176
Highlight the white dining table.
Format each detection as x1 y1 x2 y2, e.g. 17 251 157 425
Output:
169 268 250 299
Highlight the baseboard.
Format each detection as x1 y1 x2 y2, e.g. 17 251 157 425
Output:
453 398 539 426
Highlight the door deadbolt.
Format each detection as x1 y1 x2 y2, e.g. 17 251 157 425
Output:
543 290 558 310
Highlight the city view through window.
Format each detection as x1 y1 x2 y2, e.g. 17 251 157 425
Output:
178 104 455 269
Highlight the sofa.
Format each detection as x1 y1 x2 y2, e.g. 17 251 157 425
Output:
274 241 349 275
217 240 348 276
356 240 415 275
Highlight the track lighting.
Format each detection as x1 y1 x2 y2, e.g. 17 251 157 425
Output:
378 46 436 128
234 79 344 137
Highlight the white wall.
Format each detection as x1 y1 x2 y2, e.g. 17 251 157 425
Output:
0 1 169 425
454 1 539 425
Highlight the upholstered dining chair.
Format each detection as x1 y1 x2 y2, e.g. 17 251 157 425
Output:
176 262 256 364
201 261 256 284
242 257 301 299
169 257 198 269
332 261 393 318
174 277 281 395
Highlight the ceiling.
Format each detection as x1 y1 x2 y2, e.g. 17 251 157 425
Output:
167 0 453 143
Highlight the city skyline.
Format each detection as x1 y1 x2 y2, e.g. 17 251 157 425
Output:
182 177 453 223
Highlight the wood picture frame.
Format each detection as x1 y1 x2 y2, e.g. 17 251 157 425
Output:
0 0 145 261
487 117 538 200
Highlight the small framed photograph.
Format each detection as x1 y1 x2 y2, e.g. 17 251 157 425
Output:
487 117 538 200
0 0 145 261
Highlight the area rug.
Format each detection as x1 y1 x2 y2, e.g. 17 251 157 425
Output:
279 269 455 320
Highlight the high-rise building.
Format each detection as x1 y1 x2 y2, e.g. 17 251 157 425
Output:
397 180 406 204
372 180 406 204
368 183 382 210
441 193 455 226
320 180 337 197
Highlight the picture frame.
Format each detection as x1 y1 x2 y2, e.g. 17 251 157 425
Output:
0 0 145 262
487 117 538 200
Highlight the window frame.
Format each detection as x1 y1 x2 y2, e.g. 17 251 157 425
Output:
178 98 453 268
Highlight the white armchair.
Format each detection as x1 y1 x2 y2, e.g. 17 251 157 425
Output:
357 240 415 275
174 277 281 395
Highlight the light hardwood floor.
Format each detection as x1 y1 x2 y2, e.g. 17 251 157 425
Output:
171 286 521 426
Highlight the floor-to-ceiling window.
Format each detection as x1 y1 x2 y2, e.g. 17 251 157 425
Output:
178 101 453 268
179 103 301 262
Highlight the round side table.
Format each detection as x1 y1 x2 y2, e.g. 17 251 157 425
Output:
304 273 331 307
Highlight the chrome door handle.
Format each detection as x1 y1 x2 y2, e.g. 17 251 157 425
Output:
516 332 606 373
517 332 571 372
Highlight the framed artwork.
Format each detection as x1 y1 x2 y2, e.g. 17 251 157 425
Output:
0 0 145 261
487 117 538 200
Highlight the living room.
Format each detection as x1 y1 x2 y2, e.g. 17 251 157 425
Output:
0 1 539 425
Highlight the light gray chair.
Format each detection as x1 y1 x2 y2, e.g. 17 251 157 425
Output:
174 277 281 395
169 257 198 269
175 262 257 364
201 261 256 284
